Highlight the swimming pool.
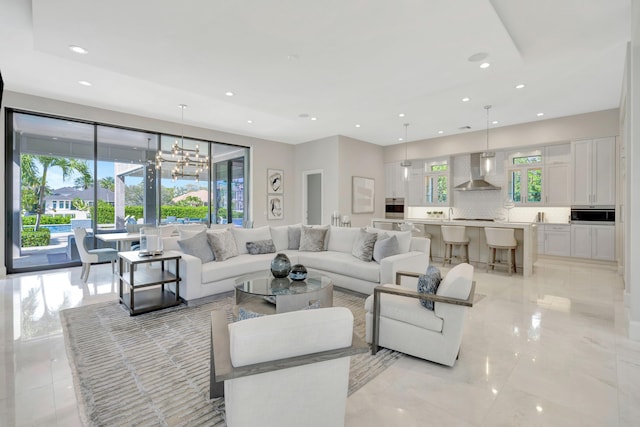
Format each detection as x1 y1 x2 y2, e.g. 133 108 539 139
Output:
23 224 73 233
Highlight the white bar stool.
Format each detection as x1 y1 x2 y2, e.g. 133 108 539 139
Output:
441 225 469 266
424 231 433 262
485 227 517 275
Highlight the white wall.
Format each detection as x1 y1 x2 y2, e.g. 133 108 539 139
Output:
293 136 340 225
624 0 640 341
338 136 385 228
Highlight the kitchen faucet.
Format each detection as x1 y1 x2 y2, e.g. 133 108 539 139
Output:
448 207 454 221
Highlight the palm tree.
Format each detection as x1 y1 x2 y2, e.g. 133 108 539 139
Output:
22 156 74 230
72 160 93 189
99 176 115 192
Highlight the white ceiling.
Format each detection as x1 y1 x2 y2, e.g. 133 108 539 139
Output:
0 0 631 146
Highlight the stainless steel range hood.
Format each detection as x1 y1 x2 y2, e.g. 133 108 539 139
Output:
454 153 501 191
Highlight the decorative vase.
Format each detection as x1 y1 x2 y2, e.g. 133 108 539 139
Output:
270 253 291 278
289 264 307 281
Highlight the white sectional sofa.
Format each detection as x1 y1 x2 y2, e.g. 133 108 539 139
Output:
161 224 431 302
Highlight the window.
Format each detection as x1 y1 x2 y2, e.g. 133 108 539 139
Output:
507 151 542 205
7 110 250 273
424 160 449 205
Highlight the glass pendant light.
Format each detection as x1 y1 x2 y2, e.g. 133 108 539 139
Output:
481 105 495 176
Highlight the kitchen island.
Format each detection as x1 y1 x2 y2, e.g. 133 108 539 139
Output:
371 218 538 277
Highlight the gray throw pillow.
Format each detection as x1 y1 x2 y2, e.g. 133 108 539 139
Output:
207 229 239 261
373 234 401 263
288 225 301 249
246 239 276 255
351 228 378 262
237 307 265 321
177 230 214 263
299 225 328 252
417 265 442 310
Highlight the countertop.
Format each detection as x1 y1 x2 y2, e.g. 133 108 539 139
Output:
372 218 538 229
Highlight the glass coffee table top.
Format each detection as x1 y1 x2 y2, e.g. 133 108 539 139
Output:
235 272 332 296
234 271 334 315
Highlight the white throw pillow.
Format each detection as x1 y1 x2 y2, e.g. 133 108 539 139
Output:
208 229 239 261
366 227 411 254
231 226 272 255
327 226 360 253
270 225 289 252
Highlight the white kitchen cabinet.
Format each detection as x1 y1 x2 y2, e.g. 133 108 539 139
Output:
572 137 615 206
545 163 571 206
543 144 571 206
385 162 406 198
537 225 545 254
544 224 571 256
406 162 426 206
570 224 615 261
591 226 615 260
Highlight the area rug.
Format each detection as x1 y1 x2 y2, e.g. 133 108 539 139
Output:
60 290 403 426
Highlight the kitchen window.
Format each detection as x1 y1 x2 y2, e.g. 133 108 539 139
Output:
424 160 449 205
507 152 542 205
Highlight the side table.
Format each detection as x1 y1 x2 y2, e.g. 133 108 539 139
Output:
118 250 182 315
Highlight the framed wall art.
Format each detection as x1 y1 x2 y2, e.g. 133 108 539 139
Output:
267 195 284 220
352 176 375 214
267 169 283 194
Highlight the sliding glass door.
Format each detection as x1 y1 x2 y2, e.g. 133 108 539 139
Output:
6 109 250 273
9 112 95 271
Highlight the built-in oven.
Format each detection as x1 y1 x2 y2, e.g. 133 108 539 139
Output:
570 206 615 225
385 197 405 219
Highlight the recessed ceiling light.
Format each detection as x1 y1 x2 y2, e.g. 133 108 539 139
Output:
69 45 88 54
225 91 234 97
78 80 92 86
355 124 361 128
537 112 544 117
438 131 444 134
310 117 317 121
247 120 253 124
467 52 488 62
462 97 470 102
492 120 498 124
515 84 526 89
480 62 490 69
398 137 404 141
398 113 405 118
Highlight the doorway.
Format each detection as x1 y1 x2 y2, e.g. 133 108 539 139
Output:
303 170 323 225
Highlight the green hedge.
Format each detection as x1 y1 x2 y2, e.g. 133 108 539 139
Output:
21 228 51 247
160 206 208 219
96 200 114 224
22 215 72 225
124 206 144 219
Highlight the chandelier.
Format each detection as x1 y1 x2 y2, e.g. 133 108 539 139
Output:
155 104 209 181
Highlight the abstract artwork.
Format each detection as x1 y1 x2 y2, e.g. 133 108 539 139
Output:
267 169 283 194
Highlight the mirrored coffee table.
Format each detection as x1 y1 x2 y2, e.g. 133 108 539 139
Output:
234 271 333 315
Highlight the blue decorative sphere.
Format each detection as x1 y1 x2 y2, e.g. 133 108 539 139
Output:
289 264 307 281
270 253 292 278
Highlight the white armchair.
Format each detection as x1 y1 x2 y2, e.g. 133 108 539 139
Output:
73 227 118 282
364 263 475 367
210 307 368 427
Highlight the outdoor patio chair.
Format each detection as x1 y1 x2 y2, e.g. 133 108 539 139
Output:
73 227 118 282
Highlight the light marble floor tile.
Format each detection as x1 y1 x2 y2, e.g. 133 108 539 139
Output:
1 258 640 426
